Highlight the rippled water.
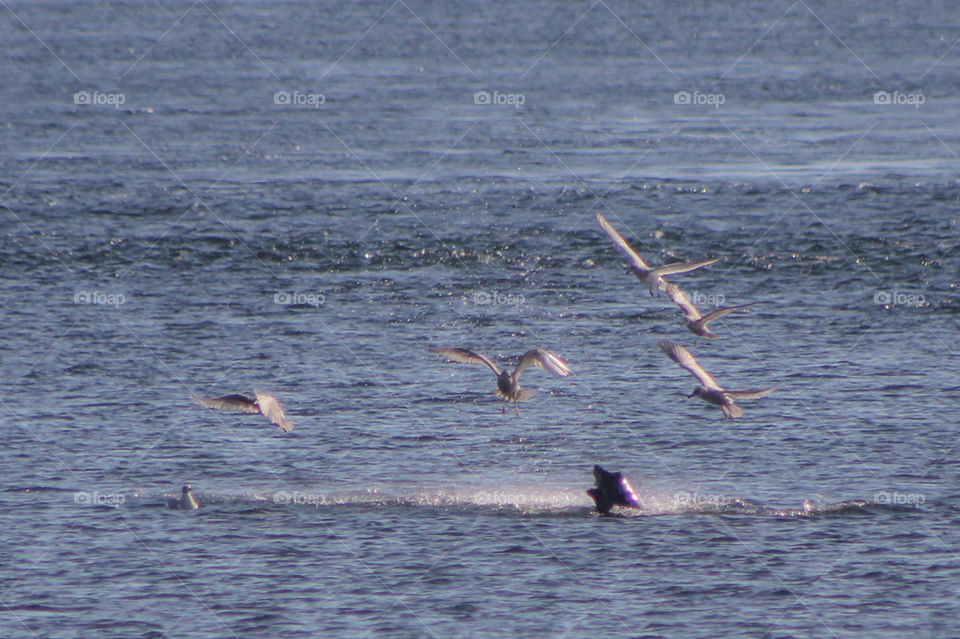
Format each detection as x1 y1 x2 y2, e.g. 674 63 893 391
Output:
2 1 959 637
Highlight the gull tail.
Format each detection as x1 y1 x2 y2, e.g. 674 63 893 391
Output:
496 388 535 402
723 402 745 419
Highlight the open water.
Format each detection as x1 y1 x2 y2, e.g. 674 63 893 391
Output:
1 1 959 637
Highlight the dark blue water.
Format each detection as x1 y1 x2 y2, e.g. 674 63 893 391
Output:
2 1 959 637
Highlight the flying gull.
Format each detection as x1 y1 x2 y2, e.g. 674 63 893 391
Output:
657 339 776 419
664 281 760 339
597 213 719 294
433 347 572 414
192 390 293 432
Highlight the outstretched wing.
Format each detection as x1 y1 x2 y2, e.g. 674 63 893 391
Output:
597 214 654 275
514 348 572 379
651 257 720 277
726 385 777 400
192 393 260 414
664 281 702 321
657 340 723 391
254 391 293 432
698 302 759 328
432 347 502 375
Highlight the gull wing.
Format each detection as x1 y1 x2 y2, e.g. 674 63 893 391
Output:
726 385 777 400
657 340 724 391
697 302 760 328
651 257 720 277
597 214 654 275
254 391 293 432
433 347 502 376
514 348 572 379
192 393 260 414
664 281 702 321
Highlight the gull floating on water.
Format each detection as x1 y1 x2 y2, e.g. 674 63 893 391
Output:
664 281 760 339
168 485 200 510
597 213 719 294
433 347 572 414
192 390 293 432
657 339 776 419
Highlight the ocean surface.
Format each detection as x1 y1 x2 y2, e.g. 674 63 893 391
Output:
2 1 959 637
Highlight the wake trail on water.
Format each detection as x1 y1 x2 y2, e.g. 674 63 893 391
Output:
26 481 909 519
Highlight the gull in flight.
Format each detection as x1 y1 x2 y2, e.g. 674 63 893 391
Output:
597 214 719 294
433 347 572 414
657 340 776 419
192 390 293 432
664 281 760 339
